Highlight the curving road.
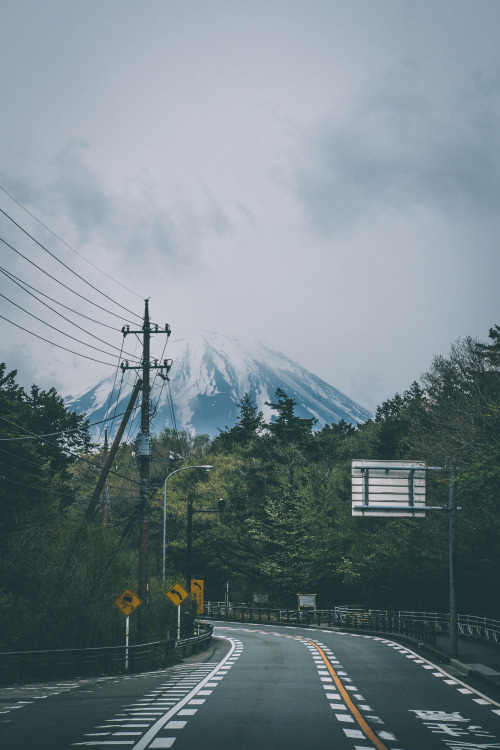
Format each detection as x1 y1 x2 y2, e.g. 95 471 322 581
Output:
2 622 500 749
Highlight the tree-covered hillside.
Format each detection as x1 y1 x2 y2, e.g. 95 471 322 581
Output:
1 325 499 650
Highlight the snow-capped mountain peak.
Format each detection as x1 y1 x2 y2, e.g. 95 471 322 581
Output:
65 332 372 438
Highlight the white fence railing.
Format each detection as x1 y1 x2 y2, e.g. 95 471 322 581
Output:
204 603 500 645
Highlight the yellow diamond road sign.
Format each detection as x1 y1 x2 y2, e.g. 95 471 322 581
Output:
166 582 189 606
115 588 142 616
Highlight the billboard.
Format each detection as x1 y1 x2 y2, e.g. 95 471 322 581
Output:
352 460 426 518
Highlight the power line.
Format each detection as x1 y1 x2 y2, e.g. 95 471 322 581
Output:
0 404 142 441
0 235 139 326
0 184 145 300
1 267 141 361
0 205 142 320
2 474 75 498
97 358 126 446
0 446 50 468
0 290 134 361
0 446 134 502
0 265 121 331
0 313 121 367
0 414 141 486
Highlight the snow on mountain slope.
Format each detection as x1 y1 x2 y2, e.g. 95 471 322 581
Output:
65 332 372 439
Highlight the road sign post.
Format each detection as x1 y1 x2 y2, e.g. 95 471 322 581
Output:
166 583 189 640
125 616 130 671
114 588 142 671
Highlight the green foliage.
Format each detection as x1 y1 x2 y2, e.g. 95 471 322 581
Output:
215 393 265 450
265 387 317 444
2 323 500 650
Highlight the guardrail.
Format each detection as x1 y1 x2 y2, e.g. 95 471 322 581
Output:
203 604 500 648
395 612 500 644
0 623 213 685
203 605 435 645
205 602 500 645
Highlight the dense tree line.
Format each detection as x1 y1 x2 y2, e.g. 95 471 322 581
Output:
0 324 498 650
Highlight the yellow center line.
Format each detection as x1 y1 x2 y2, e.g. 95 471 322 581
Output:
307 639 389 750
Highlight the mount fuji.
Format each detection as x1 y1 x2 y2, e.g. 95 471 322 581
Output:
65 332 372 439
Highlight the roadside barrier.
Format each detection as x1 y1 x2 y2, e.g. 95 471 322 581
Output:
202 605 443 647
0 623 213 685
203 604 500 648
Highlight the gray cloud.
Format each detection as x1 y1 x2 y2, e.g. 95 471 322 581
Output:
50 141 111 241
290 65 500 233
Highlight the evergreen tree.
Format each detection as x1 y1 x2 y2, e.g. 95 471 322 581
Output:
215 392 264 449
265 387 316 443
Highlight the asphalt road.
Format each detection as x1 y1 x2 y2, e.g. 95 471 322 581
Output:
2 622 500 750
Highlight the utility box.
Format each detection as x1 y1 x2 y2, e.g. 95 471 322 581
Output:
137 433 151 456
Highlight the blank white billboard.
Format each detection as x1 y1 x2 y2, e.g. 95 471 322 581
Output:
352 460 426 517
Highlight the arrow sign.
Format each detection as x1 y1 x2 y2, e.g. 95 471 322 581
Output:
166 582 189 606
191 579 204 614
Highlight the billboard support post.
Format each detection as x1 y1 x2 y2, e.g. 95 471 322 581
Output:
449 466 458 658
352 462 460 657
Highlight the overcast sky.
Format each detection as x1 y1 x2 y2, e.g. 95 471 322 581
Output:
1 0 499 413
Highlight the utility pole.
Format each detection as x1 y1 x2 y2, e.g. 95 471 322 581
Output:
121 300 171 642
102 429 109 526
85 378 143 523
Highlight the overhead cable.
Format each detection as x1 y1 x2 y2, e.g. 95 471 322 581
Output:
0 235 138 325
0 414 141 486
0 313 121 367
0 184 144 300
0 266 121 331
0 291 137 361
1 269 141 361
0 206 142 320
0 404 141 441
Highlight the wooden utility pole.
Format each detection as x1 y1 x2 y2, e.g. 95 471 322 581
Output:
137 299 151 643
102 430 109 526
85 378 143 522
121 301 171 642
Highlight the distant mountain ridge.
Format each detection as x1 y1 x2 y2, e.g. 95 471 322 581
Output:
65 332 372 439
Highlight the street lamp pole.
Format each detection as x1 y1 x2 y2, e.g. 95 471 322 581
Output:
162 465 212 581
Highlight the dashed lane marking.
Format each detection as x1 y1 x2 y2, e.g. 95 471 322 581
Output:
306 639 391 750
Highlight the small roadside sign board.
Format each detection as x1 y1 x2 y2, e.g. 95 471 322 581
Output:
115 588 142 616
298 594 316 610
166 582 189 606
191 579 204 614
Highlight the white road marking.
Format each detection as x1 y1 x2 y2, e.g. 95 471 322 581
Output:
343 728 366 738
131 638 241 750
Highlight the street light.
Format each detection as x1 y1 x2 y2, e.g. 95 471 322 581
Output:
162 465 212 580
